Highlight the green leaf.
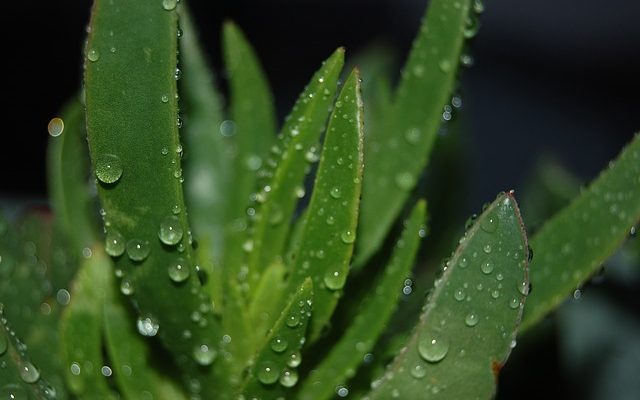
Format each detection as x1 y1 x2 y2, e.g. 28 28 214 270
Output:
60 247 116 399
103 259 187 400
287 69 364 341
84 0 219 388
298 200 427 400
249 260 287 341
355 0 475 268
0 305 57 399
179 6 228 264
246 48 345 287
366 192 529 400
522 133 640 331
221 21 277 277
240 279 313 399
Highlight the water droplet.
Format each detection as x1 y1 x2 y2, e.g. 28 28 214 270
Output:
193 344 216 366
463 14 480 38
0 333 6 355
173 68 181 81
481 261 494 274
56 289 71 305
286 314 300 328
324 270 346 290
483 244 492 254
491 290 500 299
0 384 27 400
459 257 468 268
438 59 451 73
161 94 169 103
158 215 183 245
404 127 421 144
279 369 298 387
95 154 123 184
330 187 342 199
286 351 302 368
162 0 177 11
101 365 113 377
87 48 100 62
517 281 529 296
473 0 485 13
70 362 81 376
340 230 356 244
465 313 479 327
410 363 427 379
480 216 498 233
326 216 335 225
395 171 415 190
219 120 236 137
105 229 125 257
509 298 520 309
19 362 40 383
257 361 279 385
168 258 190 282
270 337 288 353
126 239 150 262
136 315 159 337
336 386 349 397
418 332 449 363
47 117 64 137
454 288 465 301
120 277 135 295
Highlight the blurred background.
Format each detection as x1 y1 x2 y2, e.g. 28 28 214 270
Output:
5 0 640 398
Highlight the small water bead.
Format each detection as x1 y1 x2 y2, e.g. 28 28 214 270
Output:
120 277 135 295
438 59 451 73
458 257 468 268
161 94 169 103
286 313 300 328
136 315 159 337
325 216 335 225
193 344 216 366
168 258 190 283
330 187 342 199
481 261 494 274
483 244 492 254
56 289 71 305
95 154 123 184
410 363 427 379
454 288 465 301
336 386 349 397
286 351 302 368
496 273 504 281
517 281 530 296
464 313 479 327
19 361 40 383
491 290 500 299
480 216 498 233
324 270 346 290
87 48 100 62
70 362 81 376
394 171 415 190
0 332 7 355
509 298 520 309
418 332 449 363
340 230 356 244
105 229 125 257
101 365 113 377
47 117 64 137
158 215 183 245
257 361 279 385
463 14 480 38
473 0 485 13
126 239 150 262
279 369 298 388
162 0 177 10
0 384 28 400
270 337 288 353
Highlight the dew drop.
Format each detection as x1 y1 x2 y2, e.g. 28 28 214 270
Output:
394 171 415 190
418 332 449 363
19 362 40 383
158 215 183 245
47 117 64 137
404 127 421 144
438 59 451 73
193 344 216 366
454 288 465 301
483 244 492 254
481 261 494 274
257 361 279 385
410 363 427 379
161 94 169 103
95 154 123 184
219 120 236 137
336 386 349 397
330 187 342 199
286 351 302 368
0 384 27 400
168 258 190 283
120 277 135 295
464 313 479 327
286 314 300 328
279 369 298 388
56 289 71 305
509 298 520 309
340 230 356 244
87 48 100 62
105 229 125 257
0 333 7 355
517 281 529 296
480 216 498 233
162 0 177 11
136 315 159 337
324 270 346 290
270 337 288 353
126 239 150 262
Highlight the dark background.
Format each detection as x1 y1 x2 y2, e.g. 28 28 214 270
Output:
5 0 640 399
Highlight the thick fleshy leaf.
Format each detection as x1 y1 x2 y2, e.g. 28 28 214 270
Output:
246 48 345 287
240 279 313 399
366 192 529 400
522 133 640 331
287 69 364 341
84 0 219 390
249 260 287 341
299 200 427 400
356 0 476 268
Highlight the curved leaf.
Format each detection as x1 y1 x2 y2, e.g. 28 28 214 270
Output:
522 133 640 331
366 192 529 400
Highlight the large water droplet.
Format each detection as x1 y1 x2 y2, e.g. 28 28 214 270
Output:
158 215 183 245
270 337 288 353
47 117 64 137
465 313 479 327
126 239 150 262
340 230 356 244
287 351 302 368
257 361 279 385
279 368 298 387
19 361 40 383
168 258 190 283
324 270 346 290
95 154 123 184
162 0 177 11
418 332 449 363
193 344 216 366
87 48 100 62
105 229 125 257
136 315 159 337
517 281 529 296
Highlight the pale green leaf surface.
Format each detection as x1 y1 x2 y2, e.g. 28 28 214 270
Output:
249 260 288 342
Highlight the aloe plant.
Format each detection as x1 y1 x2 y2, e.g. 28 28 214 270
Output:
1 0 638 399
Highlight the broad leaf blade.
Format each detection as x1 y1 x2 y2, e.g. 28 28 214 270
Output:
366 192 529 400
299 200 427 400
246 48 345 287
522 133 640 331
356 0 474 268
240 279 313 399
288 69 364 341
84 0 219 389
